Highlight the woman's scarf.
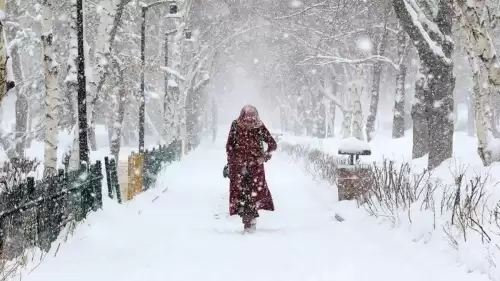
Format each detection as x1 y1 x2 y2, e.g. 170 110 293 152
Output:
237 104 263 129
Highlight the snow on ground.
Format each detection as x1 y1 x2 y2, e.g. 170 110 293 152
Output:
281 130 500 280
282 130 500 181
12 136 490 281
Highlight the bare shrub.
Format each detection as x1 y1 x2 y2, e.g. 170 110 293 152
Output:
362 159 438 225
0 158 40 193
280 142 339 185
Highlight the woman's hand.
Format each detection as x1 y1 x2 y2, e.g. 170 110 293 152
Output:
257 152 272 164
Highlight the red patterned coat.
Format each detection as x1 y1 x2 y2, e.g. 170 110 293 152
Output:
226 120 277 216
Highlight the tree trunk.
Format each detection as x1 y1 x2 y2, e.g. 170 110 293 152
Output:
90 0 130 149
164 20 184 145
110 60 125 161
392 64 406 139
393 0 455 169
392 28 408 139
426 63 455 170
365 4 390 142
365 61 381 140
41 0 59 176
0 20 5 102
342 88 352 139
411 68 429 159
467 95 475 136
352 84 364 141
470 56 495 165
11 44 28 157
67 0 80 171
454 0 500 86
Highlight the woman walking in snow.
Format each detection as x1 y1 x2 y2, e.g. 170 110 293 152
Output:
225 105 277 232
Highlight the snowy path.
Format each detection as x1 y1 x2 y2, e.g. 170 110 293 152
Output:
19 142 489 281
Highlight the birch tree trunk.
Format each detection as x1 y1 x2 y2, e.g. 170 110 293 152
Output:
352 82 364 141
0 0 6 103
323 67 336 138
467 95 475 136
110 58 125 161
11 44 28 157
89 0 130 149
342 89 352 139
88 0 115 150
66 0 80 171
365 12 390 141
454 0 500 86
470 55 497 165
41 0 59 176
163 19 184 145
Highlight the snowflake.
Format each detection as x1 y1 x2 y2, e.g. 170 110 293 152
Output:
356 37 373 52
290 0 303 8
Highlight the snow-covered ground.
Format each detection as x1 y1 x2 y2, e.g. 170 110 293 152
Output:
281 130 500 280
10 135 491 281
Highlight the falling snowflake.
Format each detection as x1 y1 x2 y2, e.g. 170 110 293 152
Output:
356 37 373 52
290 0 303 8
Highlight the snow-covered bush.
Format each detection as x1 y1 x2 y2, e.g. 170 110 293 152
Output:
0 158 40 193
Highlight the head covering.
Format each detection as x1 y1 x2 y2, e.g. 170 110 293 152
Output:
237 104 263 129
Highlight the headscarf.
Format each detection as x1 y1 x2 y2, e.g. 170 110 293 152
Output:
237 104 263 129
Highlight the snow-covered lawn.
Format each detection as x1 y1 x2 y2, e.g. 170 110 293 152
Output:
7 136 491 281
281 130 500 280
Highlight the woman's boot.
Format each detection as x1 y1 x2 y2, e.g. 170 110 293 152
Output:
250 218 257 231
242 216 252 231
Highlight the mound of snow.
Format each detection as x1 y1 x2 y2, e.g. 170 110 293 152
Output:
338 137 371 154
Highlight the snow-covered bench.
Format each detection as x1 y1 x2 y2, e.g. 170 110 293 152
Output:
338 137 371 165
337 137 372 202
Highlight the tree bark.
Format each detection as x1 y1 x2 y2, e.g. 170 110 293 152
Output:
110 59 125 161
366 4 390 142
393 0 455 169
90 0 131 149
454 0 500 86
393 64 406 139
411 68 429 159
11 44 28 157
467 95 475 136
352 83 364 141
41 0 60 176
67 0 80 170
392 29 408 139
341 86 352 139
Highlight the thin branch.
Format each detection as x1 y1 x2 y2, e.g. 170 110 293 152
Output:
271 1 328 20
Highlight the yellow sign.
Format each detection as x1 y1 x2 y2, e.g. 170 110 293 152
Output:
127 153 144 200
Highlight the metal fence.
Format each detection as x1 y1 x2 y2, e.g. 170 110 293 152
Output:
143 140 182 190
0 162 103 259
0 138 191 260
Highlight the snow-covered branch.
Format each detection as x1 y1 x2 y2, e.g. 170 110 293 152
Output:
160 66 186 81
300 54 399 70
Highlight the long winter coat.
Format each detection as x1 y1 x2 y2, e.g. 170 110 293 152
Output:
226 120 277 216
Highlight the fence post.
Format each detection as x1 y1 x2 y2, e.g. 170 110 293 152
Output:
104 157 113 199
79 165 91 219
143 149 151 191
94 161 103 210
109 158 122 203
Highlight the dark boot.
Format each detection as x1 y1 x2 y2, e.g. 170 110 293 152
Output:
242 216 252 231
